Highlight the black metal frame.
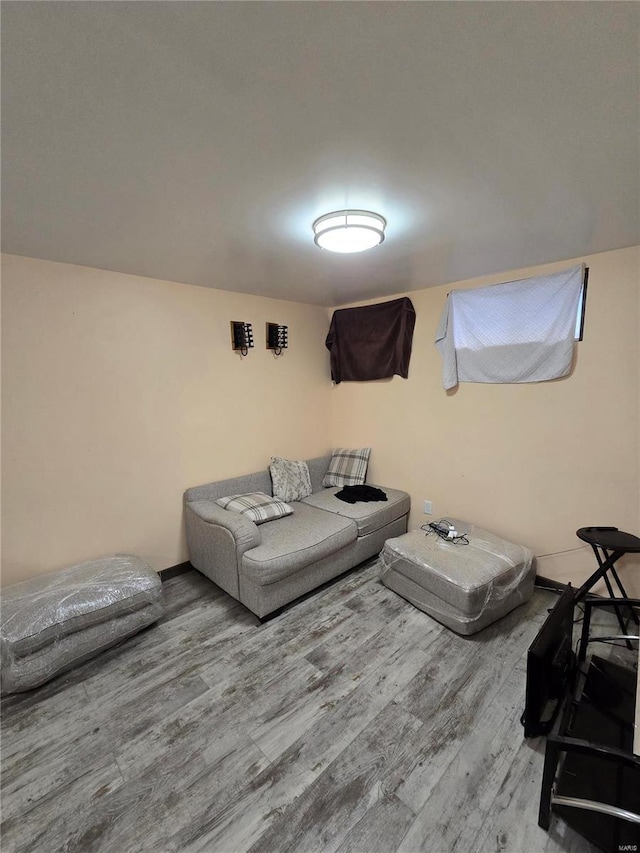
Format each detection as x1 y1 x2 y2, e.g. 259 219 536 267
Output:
575 543 639 649
538 595 640 844
579 597 640 662
539 734 640 830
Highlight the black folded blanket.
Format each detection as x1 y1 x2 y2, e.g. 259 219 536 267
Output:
335 485 388 504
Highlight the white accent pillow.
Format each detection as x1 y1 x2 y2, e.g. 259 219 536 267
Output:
269 457 313 502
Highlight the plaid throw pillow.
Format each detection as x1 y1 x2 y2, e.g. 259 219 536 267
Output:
270 457 312 502
215 492 293 525
322 448 371 488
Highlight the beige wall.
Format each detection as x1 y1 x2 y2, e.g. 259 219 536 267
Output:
3 247 639 596
329 246 640 596
1 254 331 584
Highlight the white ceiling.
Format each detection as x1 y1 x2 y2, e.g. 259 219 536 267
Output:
2 2 638 307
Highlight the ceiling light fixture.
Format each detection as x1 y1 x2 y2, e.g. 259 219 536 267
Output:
312 210 386 254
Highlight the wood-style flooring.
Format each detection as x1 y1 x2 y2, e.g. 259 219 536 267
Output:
1 560 602 853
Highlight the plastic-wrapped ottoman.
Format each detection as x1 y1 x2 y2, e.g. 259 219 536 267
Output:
1 555 164 694
381 521 534 635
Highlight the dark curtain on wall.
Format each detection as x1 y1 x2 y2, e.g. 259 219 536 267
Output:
325 297 416 384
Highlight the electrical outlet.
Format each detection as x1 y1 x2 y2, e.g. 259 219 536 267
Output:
424 500 433 515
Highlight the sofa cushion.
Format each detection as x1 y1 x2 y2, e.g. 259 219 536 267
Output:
215 492 293 525
241 502 357 585
1 555 162 659
269 457 313 502
380 525 534 635
301 486 410 537
2 603 163 694
322 447 371 487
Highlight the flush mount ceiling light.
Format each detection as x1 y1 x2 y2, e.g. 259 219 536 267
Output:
312 210 386 254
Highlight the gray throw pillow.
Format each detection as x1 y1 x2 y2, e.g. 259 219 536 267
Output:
269 457 313 502
216 492 293 524
322 447 371 488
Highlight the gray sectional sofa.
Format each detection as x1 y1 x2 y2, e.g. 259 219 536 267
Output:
184 455 410 617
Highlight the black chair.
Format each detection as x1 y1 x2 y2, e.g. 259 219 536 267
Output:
575 527 640 648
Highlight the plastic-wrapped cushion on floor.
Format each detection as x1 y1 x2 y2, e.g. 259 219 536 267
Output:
380 522 534 635
0 554 164 693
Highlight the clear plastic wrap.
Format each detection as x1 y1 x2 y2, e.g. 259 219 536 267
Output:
1 555 164 693
380 521 534 635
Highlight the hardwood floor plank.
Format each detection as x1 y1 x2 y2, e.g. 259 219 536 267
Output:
210 558 385 674
0 760 124 853
205 603 358 679
392 595 554 814
285 617 437 777
396 594 551 724
0 678 91 762
192 577 400 710
0 670 89 723
241 701 424 853
342 576 409 616
70 599 253 709
171 745 319 853
304 583 421 672
251 607 436 762
2 665 206 768
396 659 532 852
112 655 323 780
1 669 209 823
473 737 600 853
18 734 270 853
334 793 416 853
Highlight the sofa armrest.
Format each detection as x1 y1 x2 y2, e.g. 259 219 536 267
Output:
185 500 261 599
186 500 261 547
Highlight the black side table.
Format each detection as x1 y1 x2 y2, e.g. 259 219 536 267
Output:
575 526 640 646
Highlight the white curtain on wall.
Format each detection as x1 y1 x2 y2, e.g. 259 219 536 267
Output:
435 264 585 390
